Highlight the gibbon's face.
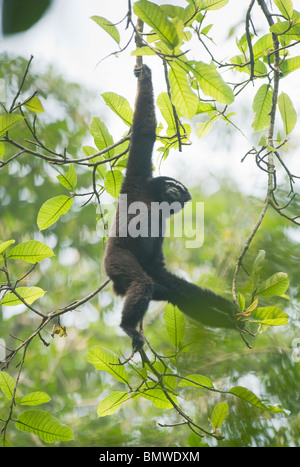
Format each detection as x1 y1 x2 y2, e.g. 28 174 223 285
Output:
152 176 192 207
163 178 192 205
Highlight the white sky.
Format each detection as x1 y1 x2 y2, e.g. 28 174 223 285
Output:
1 0 300 197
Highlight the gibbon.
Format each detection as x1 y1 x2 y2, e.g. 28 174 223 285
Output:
104 65 238 351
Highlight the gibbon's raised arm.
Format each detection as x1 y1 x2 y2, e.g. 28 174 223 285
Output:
124 65 156 184
104 64 239 352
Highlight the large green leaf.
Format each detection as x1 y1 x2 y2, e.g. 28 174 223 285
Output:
101 92 133 127
90 117 114 158
251 249 266 283
19 392 51 406
198 0 229 10
196 118 215 138
178 374 214 389
163 303 185 347
0 239 15 255
0 372 16 401
16 410 73 443
57 163 77 190
24 95 44 113
134 0 179 50
280 56 300 77
82 145 107 179
91 16 120 44
251 84 273 131
104 170 123 199
97 391 131 417
8 240 54 263
0 113 24 136
169 64 199 119
1 286 46 306
229 386 286 413
88 345 128 383
250 306 289 326
37 195 73 230
211 402 229 429
278 92 297 135
192 61 234 105
139 387 177 409
273 0 293 18
256 272 289 297
270 21 300 40
252 34 273 60
157 92 176 136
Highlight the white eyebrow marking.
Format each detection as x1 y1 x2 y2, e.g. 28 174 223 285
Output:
165 179 186 190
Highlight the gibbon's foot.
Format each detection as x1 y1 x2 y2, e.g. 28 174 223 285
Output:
131 331 145 353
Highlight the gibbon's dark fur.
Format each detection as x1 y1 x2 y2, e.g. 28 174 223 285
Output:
104 65 238 351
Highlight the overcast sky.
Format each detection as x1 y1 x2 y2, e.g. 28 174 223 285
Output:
1 0 300 196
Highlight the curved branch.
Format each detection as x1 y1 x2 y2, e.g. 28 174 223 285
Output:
232 0 281 303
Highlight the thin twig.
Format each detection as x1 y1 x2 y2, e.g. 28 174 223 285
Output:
232 0 282 303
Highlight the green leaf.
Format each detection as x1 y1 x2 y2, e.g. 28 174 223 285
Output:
91 16 120 44
273 0 293 18
256 272 289 297
97 391 131 417
82 145 107 179
252 34 273 60
57 163 77 190
134 0 179 50
19 392 51 406
16 410 73 443
139 387 177 409
238 292 246 312
0 114 24 136
0 239 15 255
164 303 185 348
199 0 229 10
211 402 229 429
229 386 286 413
24 95 44 113
196 102 216 114
245 299 259 314
169 64 199 119
8 240 54 263
192 61 234 105
157 92 176 136
278 92 297 135
90 117 114 158
250 306 289 326
178 374 214 389
0 372 16 400
280 56 300 77
104 170 123 199
252 84 273 131
251 249 265 283
37 195 73 230
88 345 128 384
1 286 46 306
131 47 156 56
196 119 215 138
101 92 133 127
201 24 213 35
270 21 300 40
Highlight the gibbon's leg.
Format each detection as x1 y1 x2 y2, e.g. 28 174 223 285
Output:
105 246 154 351
121 278 154 351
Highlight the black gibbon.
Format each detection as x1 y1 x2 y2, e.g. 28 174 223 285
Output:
104 65 238 351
